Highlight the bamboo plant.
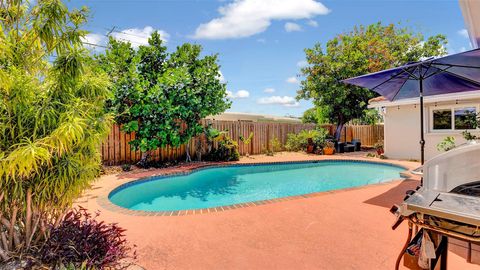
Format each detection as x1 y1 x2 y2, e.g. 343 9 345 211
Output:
0 0 111 260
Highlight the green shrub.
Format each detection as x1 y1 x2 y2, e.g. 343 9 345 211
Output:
271 137 283 153
462 130 478 141
121 164 132 172
285 128 328 152
262 137 283 156
205 134 240 161
285 133 306 152
437 136 456 152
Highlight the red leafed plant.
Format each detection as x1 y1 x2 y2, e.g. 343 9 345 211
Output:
40 207 135 269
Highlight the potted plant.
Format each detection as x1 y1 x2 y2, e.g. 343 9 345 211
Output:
374 141 384 155
323 141 335 155
306 138 315 153
462 130 478 144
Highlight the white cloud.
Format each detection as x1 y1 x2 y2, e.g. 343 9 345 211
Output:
227 90 250 99
192 0 330 39
286 76 299 84
81 33 106 51
264 87 275 93
297 60 308 67
458 29 469 39
284 22 302 32
217 71 226 83
307 20 318 27
82 33 104 45
257 96 300 107
257 38 267 44
82 26 170 50
111 26 170 48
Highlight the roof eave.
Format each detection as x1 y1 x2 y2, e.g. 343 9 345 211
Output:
368 90 480 108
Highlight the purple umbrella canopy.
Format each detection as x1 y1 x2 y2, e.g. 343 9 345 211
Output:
342 48 480 165
342 48 480 101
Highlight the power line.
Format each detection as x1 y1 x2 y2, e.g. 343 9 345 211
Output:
82 41 108 49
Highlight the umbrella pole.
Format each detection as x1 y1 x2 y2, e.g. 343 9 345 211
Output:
420 76 425 171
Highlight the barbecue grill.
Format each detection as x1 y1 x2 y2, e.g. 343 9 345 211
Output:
392 142 480 269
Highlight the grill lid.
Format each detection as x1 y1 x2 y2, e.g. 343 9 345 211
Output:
451 181 480 197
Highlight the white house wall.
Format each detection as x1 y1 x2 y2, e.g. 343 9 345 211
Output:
384 105 421 160
384 100 480 161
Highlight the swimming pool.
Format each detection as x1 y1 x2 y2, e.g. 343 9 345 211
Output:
109 161 405 212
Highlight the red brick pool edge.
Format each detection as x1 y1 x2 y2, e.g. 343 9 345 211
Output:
97 158 412 216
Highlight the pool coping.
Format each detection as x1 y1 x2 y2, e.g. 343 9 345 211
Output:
97 159 416 216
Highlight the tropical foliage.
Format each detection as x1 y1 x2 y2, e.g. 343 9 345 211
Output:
239 132 254 156
437 136 456 152
98 33 231 166
301 107 328 124
270 137 283 153
285 129 328 152
297 22 447 139
40 208 133 269
349 109 383 125
0 0 111 261
460 111 479 141
205 133 240 161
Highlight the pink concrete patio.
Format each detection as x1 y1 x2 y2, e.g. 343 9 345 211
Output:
77 153 480 269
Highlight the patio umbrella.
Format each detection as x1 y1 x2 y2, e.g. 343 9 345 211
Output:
342 48 480 165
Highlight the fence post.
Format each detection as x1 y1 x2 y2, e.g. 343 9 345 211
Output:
266 124 270 150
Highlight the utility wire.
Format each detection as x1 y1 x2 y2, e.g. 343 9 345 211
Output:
82 41 108 48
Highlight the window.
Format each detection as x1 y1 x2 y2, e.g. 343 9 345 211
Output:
432 109 452 130
455 107 477 129
430 104 479 132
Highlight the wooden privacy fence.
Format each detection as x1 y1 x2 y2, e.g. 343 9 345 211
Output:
338 124 384 147
101 120 383 165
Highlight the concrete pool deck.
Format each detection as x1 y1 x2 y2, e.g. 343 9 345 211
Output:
77 152 480 269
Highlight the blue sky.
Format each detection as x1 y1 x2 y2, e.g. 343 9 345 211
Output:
72 0 472 117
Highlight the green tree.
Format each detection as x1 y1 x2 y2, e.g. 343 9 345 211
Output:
301 108 318 124
301 107 329 124
99 33 230 165
297 22 447 139
0 0 111 259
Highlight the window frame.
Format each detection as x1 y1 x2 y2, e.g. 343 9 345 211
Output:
429 103 479 133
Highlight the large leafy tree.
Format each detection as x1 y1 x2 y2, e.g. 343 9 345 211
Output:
301 107 329 124
0 0 111 260
99 33 230 164
297 22 447 139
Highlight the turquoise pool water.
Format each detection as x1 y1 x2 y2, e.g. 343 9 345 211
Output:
109 161 404 211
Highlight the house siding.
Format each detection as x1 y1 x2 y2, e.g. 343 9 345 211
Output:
384 100 480 161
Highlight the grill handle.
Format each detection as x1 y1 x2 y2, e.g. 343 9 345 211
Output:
411 166 423 176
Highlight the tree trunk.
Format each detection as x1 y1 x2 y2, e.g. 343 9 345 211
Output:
25 188 32 248
335 122 345 141
185 141 192 162
8 206 17 250
137 151 150 168
196 138 203 161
